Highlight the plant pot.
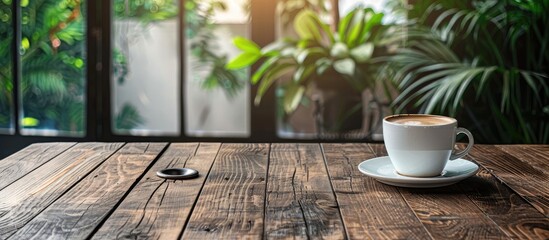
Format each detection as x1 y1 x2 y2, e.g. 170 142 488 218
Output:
276 87 317 139
277 76 379 139
313 76 363 136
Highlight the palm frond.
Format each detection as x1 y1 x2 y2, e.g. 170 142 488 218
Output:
389 0 549 143
115 103 145 130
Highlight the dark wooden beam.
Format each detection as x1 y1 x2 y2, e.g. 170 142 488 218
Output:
250 0 277 141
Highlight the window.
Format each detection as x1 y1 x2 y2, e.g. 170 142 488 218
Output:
111 0 251 138
184 0 250 137
112 0 180 136
3 0 398 157
0 0 14 134
0 0 87 137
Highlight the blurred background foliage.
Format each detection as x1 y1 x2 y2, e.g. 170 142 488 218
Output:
113 0 246 98
184 0 246 98
0 0 13 129
0 0 241 132
0 0 86 133
113 0 246 131
1 0 547 143
387 0 549 143
277 0 329 30
112 0 180 130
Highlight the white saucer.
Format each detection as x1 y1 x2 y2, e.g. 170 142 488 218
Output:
358 156 479 188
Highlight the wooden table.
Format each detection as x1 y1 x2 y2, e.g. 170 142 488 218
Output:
0 142 548 239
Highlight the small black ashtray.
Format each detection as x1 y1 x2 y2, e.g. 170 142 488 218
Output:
156 168 199 180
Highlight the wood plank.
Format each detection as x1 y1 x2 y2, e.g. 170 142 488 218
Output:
496 145 549 172
0 142 124 239
399 187 511 239
182 144 269 239
8 143 167 239
264 143 345 239
322 143 432 239
0 142 76 191
91 143 220 239
459 168 549 239
468 145 549 217
368 144 510 239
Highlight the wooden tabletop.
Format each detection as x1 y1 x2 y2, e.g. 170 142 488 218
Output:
0 142 548 239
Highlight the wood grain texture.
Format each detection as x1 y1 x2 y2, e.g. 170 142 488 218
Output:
92 143 221 240
182 144 269 240
399 187 510 239
497 145 549 172
0 142 75 191
460 168 549 239
468 145 549 217
9 143 167 239
0 142 124 239
1 142 548 239
368 144 509 239
323 143 432 239
265 143 345 239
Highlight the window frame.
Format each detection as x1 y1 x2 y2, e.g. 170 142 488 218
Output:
0 0 370 159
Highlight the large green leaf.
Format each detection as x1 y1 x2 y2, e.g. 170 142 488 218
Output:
254 63 294 105
345 9 366 47
252 56 281 84
294 10 323 42
350 43 374 63
338 8 357 42
359 12 384 43
292 64 315 84
283 82 305 113
233 36 261 53
330 42 349 58
226 52 261 69
296 47 326 64
315 57 333 75
333 58 355 76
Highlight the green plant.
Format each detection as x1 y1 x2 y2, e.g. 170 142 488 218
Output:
0 0 247 134
114 0 245 98
112 0 245 131
0 1 13 129
0 0 87 133
387 0 549 143
115 103 145 130
185 0 246 98
277 0 329 30
113 0 178 22
227 7 388 113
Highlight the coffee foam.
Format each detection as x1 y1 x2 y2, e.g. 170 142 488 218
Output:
386 115 454 126
399 120 424 126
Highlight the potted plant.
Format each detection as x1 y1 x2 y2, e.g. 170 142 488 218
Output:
386 0 549 143
226 7 390 138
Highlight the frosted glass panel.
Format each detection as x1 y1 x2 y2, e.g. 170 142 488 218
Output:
184 0 250 137
112 0 180 136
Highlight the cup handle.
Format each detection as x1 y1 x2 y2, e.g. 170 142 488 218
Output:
449 127 474 160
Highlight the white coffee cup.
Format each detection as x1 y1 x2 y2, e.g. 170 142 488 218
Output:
382 114 474 177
